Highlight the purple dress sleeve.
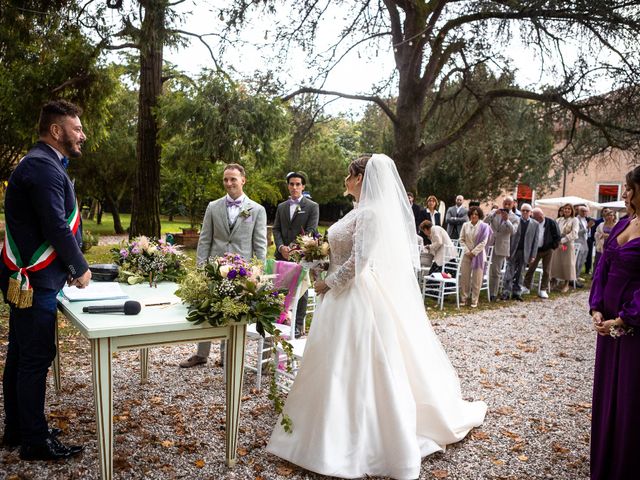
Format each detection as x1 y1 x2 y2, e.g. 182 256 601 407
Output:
619 288 640 327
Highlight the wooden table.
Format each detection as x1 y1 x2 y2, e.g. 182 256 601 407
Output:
55 282 247 480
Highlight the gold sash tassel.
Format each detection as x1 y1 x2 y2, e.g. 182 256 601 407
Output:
6 277 34 309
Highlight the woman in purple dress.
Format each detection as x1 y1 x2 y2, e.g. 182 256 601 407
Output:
589 165 640 479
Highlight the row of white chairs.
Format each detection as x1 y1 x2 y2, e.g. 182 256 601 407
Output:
420 242 581 309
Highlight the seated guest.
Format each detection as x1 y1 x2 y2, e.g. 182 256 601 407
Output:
424 195 442 227
419 220 455 275
458 206 492 308
416 234 433 269
594 208 617 270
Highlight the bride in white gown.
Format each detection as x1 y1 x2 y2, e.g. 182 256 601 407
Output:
267 154 487 479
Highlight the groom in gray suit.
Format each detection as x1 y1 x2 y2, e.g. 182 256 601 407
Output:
180 163 267 367
273 172 320 336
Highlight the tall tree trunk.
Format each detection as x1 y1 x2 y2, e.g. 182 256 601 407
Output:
104 193 125 234
129 0 165 238
393 82 425 194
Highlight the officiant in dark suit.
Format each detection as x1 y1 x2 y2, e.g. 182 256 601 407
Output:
273 172 320 336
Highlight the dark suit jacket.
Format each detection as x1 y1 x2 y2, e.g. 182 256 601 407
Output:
425 210 442 227
272 197 320 260
1 142 87 291
411 204 427 234
540 217 562 252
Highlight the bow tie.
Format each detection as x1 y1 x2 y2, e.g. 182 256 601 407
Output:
289 198 301 205
61 156 69 170
226 199 242 207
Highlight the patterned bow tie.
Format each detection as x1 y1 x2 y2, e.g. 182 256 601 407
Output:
61 156 69 170
226 199 242 207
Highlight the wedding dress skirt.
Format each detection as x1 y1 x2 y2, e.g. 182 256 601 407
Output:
267 268 487 479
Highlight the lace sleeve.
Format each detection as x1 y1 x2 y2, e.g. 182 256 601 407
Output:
325 209 372 294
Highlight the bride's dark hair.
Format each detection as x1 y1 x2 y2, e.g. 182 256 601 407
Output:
348 154 372 178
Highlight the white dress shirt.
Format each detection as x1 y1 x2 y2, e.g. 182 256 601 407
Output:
226 194 246 225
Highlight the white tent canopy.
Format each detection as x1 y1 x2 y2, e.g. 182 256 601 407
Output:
534 196 602 209
599 200 626 210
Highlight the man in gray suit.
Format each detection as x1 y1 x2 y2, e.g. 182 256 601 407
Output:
501 203 539 301
180 163 267 368
273 172 320 336
485 196 519 301
445 195 468 240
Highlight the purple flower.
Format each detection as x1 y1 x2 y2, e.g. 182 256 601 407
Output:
227 270 238 280
238 267 247 277
131 247 140 255
120 249 128 258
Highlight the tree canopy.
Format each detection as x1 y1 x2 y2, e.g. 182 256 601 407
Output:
221 0 640 191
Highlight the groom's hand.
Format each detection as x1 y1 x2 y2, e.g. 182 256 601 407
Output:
279 245 290 260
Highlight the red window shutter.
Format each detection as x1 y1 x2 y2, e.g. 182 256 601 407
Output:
598 185 619 197
517 184 533 200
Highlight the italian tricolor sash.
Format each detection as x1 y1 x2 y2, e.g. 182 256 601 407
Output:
2 201 81 308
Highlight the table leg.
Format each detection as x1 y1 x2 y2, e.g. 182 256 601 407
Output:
139 348 149 383
225 324 247 467
91 338 113 480
53 316 61 393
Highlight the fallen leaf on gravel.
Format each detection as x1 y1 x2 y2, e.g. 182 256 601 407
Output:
494 406 514 415
491 458 505 466
552 442 570 454
479 367 488 374
518 455 529 461
237 447 249 456
160 440 174 448
194 459 205 468
501 429 523 442
543 373 554 381
470 430 490 441
479 380 494 389
276 465 294 476
241 395 251 401
510 352 522 359
431 469 449 478
494 349 502 356
516 341 538 353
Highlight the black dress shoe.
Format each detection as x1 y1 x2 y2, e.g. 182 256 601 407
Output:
489 295 497 302
50 435 83 456
20 437 72 461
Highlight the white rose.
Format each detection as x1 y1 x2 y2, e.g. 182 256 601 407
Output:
219 265 231 278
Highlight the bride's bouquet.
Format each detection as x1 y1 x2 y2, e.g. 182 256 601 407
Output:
288 232 330 277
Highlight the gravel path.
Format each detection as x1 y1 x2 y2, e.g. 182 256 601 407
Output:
0 291 594 479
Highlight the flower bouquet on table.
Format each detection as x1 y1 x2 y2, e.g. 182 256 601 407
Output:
288 231 330 279
111 236 188 287
175 253 295 432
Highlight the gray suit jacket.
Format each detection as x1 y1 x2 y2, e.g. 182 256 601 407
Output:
272 197 320 260
509 218 540 261
196 196 267 265
445 206 468 239
485 210 519 257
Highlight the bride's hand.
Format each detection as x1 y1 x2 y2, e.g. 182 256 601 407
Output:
314 280 330 294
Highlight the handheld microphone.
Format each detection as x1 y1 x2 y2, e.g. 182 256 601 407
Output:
82 300 141 315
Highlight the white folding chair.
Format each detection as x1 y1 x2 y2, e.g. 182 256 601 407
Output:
245 264 307 390
422 245 463 309
479 245 493 302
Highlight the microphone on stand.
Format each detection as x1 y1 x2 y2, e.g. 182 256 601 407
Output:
82 300 142 315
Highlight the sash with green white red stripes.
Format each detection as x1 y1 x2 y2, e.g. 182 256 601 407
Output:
2 201 81 308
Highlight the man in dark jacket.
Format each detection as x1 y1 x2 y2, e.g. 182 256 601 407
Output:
1 100 90 460
523 207 561 299
273 172 319 336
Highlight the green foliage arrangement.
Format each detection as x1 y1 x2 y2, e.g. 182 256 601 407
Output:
175 253 294 432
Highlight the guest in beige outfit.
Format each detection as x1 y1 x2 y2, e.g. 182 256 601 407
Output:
459 207 492 307
550 203 579 292
419 220 455 275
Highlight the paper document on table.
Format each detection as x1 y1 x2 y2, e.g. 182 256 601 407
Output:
61 282 128 301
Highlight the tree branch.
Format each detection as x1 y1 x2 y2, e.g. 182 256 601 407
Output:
282 87 398 123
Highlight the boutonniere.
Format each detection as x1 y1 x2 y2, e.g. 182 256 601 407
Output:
239 207 253 219
295 205 304 215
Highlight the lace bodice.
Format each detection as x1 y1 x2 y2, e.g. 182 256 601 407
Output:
324 208 360 293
